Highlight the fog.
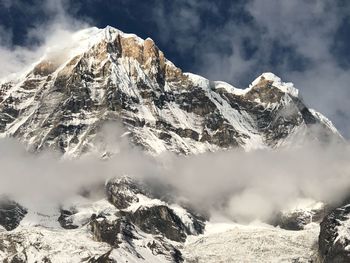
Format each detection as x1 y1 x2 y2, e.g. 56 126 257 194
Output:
1 128 350 223
163 142 350 222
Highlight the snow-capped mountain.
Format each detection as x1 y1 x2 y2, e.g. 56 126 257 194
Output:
0 26 345 263
0 26 341 158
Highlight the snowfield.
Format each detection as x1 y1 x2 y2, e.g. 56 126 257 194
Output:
0 220 320 263
184 222 320 263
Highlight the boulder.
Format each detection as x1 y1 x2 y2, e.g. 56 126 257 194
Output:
0 198 27 231
89 214 136 247
105 176 148 209
129 205 188 242
273 201 327 231
58 208 79 229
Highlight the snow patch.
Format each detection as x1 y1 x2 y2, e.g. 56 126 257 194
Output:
251 72 299 98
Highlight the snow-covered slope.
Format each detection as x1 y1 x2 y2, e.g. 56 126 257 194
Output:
184 222 320 263
0 26 342 157
0 176 324 263
0 176 203 263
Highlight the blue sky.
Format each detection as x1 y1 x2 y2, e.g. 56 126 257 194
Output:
0 0 350 137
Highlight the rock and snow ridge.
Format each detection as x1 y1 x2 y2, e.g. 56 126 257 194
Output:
0 25 342 157
0 25 346 263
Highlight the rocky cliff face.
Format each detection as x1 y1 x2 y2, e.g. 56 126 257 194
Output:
319 204 350 262
0 26 341 157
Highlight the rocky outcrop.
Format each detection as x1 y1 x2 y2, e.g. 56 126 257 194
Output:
105 176 149 209
58 208 79 229
87 250 116 263
319 204 350 262
273 204 328 231
89 214 136 247
274 211 313 231
105 175 206 239
129 205 188 242
89 213 184 262
0 198 27 231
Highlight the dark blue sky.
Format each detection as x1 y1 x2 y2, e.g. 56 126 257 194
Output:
0 0 256 79
1 0 348 84
1 0 350 136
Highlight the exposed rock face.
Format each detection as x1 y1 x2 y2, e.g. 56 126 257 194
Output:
130 205 188 242
105 175 206 242
87 250 116 263
319 204 350 262
89 213 184 262
274 211 313 231
58 208 79 229
105 176 149 209
274 203 328 231
0 27 341 157
89 214 136 247
0 198 27 231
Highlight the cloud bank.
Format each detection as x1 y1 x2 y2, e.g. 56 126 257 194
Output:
1 133 350 223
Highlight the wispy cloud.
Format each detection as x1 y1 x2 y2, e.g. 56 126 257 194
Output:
149 0 350 137
0 0 90 79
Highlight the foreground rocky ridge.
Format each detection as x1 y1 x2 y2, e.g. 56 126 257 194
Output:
0 176 327 263
0 176 205 262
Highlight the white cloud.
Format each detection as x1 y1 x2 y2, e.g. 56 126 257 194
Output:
149 0 350 137
1 135 350 223
0 0 90 79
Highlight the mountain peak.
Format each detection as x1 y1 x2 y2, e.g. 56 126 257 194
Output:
0 26 341 156
250 72 299 98
73 25 144 45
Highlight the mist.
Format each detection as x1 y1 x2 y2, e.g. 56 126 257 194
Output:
1 130 350 224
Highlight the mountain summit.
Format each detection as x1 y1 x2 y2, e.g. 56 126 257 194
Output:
0 26 342 157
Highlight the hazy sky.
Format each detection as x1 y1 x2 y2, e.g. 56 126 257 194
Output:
0 0 350 137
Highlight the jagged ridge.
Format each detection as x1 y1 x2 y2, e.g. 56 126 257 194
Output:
0 26 342 157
